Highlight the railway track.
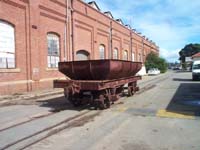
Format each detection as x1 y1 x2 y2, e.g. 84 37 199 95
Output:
138 73 172 87
0 110 100 150
0 112 54 132
137 75 171 95
0 103 89 133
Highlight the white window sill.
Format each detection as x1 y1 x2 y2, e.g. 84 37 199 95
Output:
46 68 58 71
0 68 21 73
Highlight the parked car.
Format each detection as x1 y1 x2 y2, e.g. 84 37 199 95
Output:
172 67 180 70
192 60 200 81
148 68 160 75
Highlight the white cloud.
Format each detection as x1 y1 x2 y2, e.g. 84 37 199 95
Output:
134 21 186 48
85 0 200 62
160 48 180 62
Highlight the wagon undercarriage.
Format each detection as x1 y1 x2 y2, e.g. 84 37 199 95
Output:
54 76 141 109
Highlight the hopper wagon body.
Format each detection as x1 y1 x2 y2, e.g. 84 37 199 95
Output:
54 60 142 109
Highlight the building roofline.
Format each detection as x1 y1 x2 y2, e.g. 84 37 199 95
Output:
104 11 114 19
80 0 158 48
88 1 101 11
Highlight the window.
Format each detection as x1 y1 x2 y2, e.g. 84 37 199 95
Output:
138 49 143 62
47 33 60 68
113 48 118 59
132 52 135 62
0 21 15 68
123 50 128 60
76 50 90 61
99 44 105 59
138 53 142 62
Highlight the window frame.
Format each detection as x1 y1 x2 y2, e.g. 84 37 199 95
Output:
99 44 105 59
0 20 16 69
132 52 135 62
76 50 90 61
138 53 142 62
113 48 119 59
123 50 128 60
47 32 60 68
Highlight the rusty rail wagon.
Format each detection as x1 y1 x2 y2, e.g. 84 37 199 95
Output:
54 60 142 109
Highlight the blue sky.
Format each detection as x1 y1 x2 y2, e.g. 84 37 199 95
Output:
85 0 200 62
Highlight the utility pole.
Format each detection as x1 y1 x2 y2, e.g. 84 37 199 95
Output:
142 38 144 63
71 0 74 61
130 18 133 61
64 0 69 61
130 30 133 61
109 21 113 59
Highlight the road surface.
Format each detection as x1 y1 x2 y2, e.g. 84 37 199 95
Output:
0 71 200 150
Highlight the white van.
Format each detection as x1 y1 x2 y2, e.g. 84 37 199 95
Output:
192 60 200 80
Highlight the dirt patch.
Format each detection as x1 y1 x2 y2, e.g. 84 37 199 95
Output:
0 100 41 107
136 84 156 95
122 142 152 150
116 102 124 105
67 111 101 128
0 94 64 107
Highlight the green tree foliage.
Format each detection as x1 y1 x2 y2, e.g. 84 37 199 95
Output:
145 52 167 73
179 43 200 62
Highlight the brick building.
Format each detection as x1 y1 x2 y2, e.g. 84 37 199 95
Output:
0 0 159 95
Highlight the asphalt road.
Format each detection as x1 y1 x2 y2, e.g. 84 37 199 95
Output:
0 71 200 150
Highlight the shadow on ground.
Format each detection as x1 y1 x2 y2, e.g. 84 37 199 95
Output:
174 70 192 73
38 96 95 112
166 82 200 116
173 78 193 82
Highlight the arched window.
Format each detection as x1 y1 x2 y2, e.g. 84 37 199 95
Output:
99 44 105 59
47 33 60 68
138 49 143 62
132 47 136 62
113 48 118 59
0 21 15 68
76 50 90 61
138 53 142 62
123 50 128 60
132 52 135 62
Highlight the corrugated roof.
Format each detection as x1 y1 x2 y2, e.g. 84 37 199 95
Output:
88 1 101 11
104 11 114 19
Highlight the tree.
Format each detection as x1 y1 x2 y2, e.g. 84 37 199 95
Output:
145 52 167 73
179 43 200 62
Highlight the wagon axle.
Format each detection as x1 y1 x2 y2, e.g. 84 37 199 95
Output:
60 79 140 109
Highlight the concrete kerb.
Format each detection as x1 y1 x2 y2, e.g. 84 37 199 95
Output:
0 89 64 104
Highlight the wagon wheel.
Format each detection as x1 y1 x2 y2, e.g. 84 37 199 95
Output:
70 93 82 107
94 101 99 110
64 87 69 98
131 82 137 95
128 86 136 96
104 95 111 108
128 86 134 96
71 99 81 107
96 94 110 110
64 87 73 102
98 95 106 110
131 88 136 95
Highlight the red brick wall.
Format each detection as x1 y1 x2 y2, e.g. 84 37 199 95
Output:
0 0 159 95
0 0 30 94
